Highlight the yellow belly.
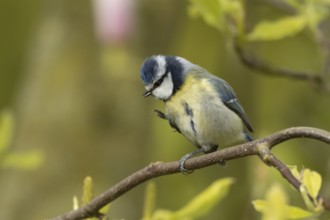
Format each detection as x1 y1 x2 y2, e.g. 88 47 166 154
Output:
165 75 245 148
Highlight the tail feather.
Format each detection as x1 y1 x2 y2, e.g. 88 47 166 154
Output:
245 133 253 142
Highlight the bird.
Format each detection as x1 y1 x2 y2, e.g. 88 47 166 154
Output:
140 55 253 173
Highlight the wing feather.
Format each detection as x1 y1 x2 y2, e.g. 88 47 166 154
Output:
209 77 254 132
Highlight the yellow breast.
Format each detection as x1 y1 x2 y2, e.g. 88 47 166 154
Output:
165 74 245 147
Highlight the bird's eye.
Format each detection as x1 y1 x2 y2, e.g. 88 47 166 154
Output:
153 71 169 89
154 79 162 88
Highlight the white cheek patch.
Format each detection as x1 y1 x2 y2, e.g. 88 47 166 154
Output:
152 73 173 100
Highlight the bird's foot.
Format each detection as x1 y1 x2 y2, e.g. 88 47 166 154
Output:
178 147 206 174
154 109 167 120
179 154 194 175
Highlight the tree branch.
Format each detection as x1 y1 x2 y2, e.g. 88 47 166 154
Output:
48 127 330 220
234 43 325 87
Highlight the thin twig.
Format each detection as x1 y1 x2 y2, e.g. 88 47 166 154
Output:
234 44 324 87
48 127 330 220
267 152 301 190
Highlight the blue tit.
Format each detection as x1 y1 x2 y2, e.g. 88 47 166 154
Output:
140 55 253 173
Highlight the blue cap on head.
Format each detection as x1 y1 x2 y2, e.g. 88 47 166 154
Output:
140 57 158 85
140 55 186 97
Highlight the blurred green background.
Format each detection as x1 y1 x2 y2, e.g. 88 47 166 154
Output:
0 0 329 219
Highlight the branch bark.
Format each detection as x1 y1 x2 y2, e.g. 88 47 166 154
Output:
48 127 330 220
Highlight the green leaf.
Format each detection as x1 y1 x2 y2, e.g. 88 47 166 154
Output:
253 200 314 219
290 167 323 212
99 204 111 219
73 196 79 210
288 165 300 180
0 150 44 170
0 109 14 153
151 209 176 220
300 169 324 212
287 205 314 219
284 0 330 33
247 15 307 41
264 184 288 220
252 184 316 220
150 178 234 219
172 177 234 219
188 0 222 30
79 176 110 220
252 200 269 213
302 169 321 199
219 0 245 35
304 1 330 32
143 181 156 220
188 0 245 36
82 176 94 205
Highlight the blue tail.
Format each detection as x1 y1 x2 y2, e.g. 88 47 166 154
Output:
245 133 253 142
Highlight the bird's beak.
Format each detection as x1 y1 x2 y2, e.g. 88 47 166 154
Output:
143 91 152 97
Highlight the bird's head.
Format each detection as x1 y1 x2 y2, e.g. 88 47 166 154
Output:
140 55 194 101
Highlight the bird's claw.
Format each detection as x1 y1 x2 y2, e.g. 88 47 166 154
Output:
179 155 194 175
154 109 167 120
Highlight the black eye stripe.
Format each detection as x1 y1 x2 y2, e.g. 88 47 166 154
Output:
150 71 169 92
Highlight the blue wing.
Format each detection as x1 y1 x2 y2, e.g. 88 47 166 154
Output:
209 77 254 132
